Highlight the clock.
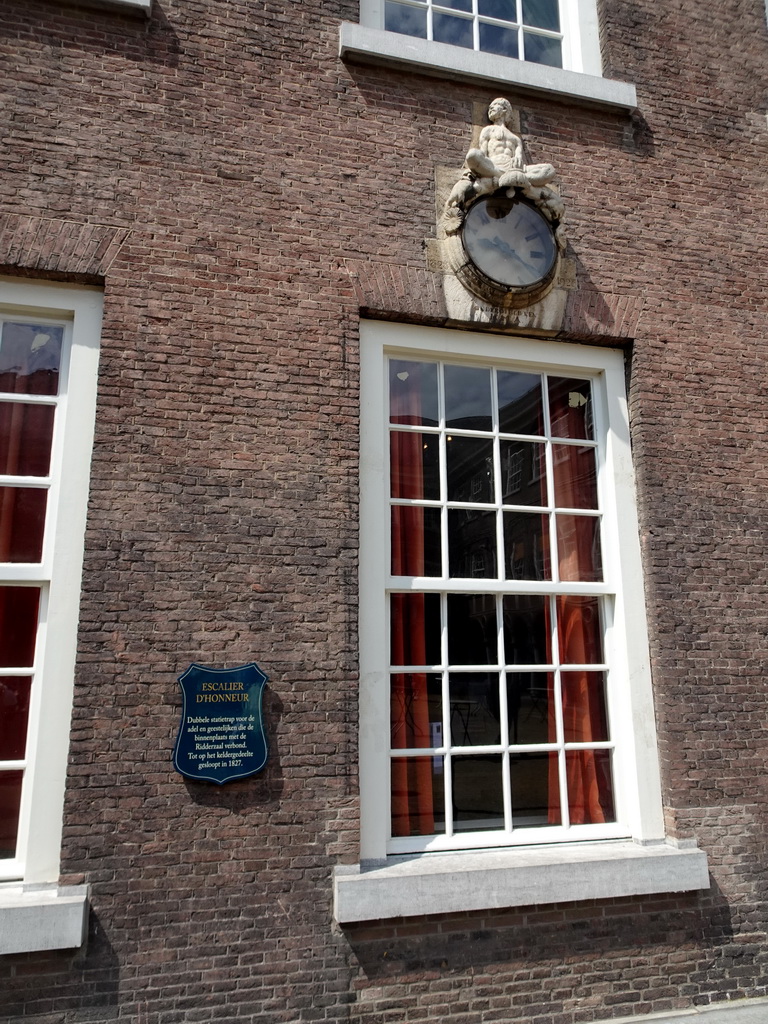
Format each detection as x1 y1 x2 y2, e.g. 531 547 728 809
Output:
461 194 557 291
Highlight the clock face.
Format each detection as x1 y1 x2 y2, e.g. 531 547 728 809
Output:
461 196 557 289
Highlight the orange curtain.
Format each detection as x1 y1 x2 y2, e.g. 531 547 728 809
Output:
548 384 610 825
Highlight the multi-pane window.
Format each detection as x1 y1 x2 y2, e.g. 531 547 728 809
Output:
0 318 64 865
388 359 612 851
359 322 665 862
0 280 101 885
384 0 564 67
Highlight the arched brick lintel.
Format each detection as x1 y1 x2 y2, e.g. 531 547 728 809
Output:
0 213 130 283
343 258 645 343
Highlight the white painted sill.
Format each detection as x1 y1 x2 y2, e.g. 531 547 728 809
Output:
339 23 637 111
0 884 89 955
333 840 709 923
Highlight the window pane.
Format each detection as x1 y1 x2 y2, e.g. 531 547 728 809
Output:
449 672 499 745
501 441 547 504
436 0 471 11
511 752 559 825
556 595 603 665
391 505 442 576
391 756 445 837
497 371 542 436
0 403 55 477
0 677 32 760
0 587 40 668
556 514 602 581
503 510 550 580
385 1 428 37
391 593 441 666
522 0 559 30
433 11 474 47
552 444 598 509
0 487 47 562
548 377 593 438
444 365 492 431
478 22 519 57
452 755 504 830
562 671 609 743
503 595 550 664
0 770 23 858
566 750 614 824
0 322 63 397
507 672 553 745
447 594 497 665
523 31 562 66
390 431 439 500
389 359 438 425
446 436 493 502
479 0 517 20
448 508 497 578
391 673 442 749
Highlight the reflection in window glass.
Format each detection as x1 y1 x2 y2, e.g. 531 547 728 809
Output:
446 436 493 502
478 0 517 18
389 359 438 425
448 508 497 579
385 1 428 37
478 22 519 57
444 365 492 431
522 0 560 30
0 323 63 397
498 371 542 436
433 11 474 47
523 31 563 66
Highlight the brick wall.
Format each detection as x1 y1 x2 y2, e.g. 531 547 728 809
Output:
1 0 767 1020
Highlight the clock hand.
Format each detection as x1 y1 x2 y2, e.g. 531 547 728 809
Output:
489 235 539 277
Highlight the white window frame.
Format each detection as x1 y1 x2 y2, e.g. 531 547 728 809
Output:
334 321 708 923
339 0 637 110
0 279 101 952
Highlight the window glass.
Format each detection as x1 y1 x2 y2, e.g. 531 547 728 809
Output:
0 322 63 396
523 31 563 65
385 1 428 37
433 12 474 47
372 344 635 853
522 0 560 30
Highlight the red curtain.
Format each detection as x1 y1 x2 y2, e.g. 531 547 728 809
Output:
389 368 435 837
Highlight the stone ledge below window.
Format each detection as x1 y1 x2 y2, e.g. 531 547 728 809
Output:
0 884 89 955
333 840 709 923
339 23 637 111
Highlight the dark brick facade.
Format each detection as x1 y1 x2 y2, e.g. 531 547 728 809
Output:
1 0 767 1020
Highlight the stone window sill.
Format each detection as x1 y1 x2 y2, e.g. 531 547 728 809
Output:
0 884 89 955
339 23 637 111
333 840 708 923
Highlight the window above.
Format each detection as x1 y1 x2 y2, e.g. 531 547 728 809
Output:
339 0 637 110
384 0 567 70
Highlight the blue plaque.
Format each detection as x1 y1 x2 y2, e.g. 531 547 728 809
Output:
172 663 269 784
